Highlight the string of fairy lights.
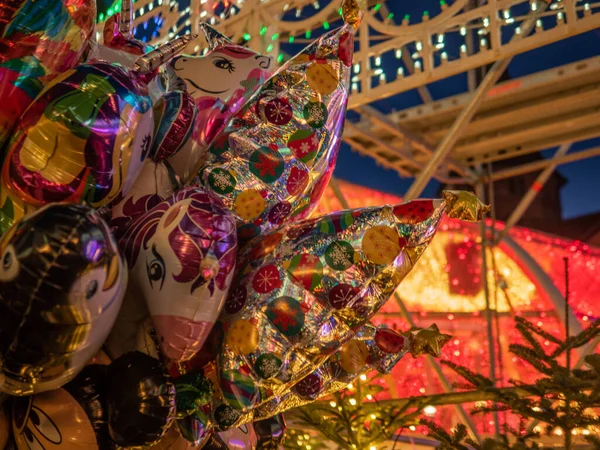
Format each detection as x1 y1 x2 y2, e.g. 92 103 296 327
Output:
94 0 600 102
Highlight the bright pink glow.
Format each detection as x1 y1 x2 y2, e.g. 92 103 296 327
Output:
318 180 600 436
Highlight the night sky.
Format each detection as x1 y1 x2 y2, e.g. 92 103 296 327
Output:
281 1 600 219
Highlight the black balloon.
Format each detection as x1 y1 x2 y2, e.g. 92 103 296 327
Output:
200 432 228 450
254 414 286 450
105 352 176 447
63 365 114 449
0 203 127 396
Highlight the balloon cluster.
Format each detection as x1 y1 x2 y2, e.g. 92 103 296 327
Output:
0 0 490 448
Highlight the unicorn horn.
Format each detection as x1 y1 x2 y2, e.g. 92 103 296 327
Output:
199 22 234 50
133 34 196 74
119 0 134 36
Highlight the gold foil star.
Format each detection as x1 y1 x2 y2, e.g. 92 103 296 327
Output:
442 190 490 222
404 324 452 358
342 0 367 29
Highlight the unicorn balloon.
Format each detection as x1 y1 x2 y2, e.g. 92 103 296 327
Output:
110 25 274 235
113 188 238 362
166 24 275 183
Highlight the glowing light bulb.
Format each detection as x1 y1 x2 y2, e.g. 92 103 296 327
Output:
330 401 337 407
409 425 416 431
360 374 367 381
423 405 437 416
349 398 357 406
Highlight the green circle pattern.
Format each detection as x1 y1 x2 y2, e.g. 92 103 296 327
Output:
324 240 355 271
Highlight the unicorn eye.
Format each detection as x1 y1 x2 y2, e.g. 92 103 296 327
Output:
146 244 166 290
148 261 164 282
213 57 235 73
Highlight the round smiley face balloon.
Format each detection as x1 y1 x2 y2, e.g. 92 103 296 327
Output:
118 187 237 362
12 389 101 450
0 203 127 396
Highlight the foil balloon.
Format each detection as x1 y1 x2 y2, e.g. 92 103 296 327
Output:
89 1 167 102
2 36 194 209
105 351 176 448
12 389 102 450
208 191 486 429
2 61 153 208
0 0 96 148
148 422 200 450
0 203 127 396
199 21 355 238
251 323 450 422
109 90 197 236
254 414 286 450
166 24 274 183
109 160 179 239
0 401 10 449
0 182 33 235
62 365 113 449
117 187 238 361
151 90 198 163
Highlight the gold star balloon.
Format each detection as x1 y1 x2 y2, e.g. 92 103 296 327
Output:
342 0 367 29
404 324 452 358
442 190 490 222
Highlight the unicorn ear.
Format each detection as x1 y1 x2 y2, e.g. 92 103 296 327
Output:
134 34 196 74
199 23 234 50
119 0 134 36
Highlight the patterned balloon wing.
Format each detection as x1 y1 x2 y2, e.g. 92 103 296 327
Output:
250 322 450 422
200 24 355 236
209 195 470 429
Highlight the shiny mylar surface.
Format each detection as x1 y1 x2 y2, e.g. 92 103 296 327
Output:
117 187 237 362
211 196 457 429
0 0 95 148
199 23 354 237
0 203 126 395
2 62 153 208
105 351 176 448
